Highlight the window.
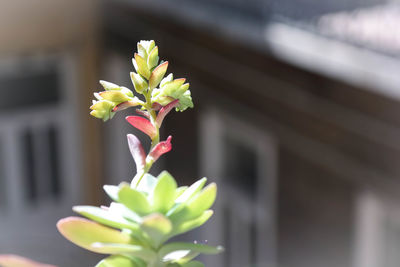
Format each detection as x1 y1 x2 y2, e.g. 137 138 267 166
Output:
199 107 278 267
354 190 400 267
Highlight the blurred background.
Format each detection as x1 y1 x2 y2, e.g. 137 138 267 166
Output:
1 0 400 266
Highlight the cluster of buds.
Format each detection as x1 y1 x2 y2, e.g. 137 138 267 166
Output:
58 40 221 267
90 40 193 122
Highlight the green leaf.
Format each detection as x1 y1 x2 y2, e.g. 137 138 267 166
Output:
167 178 207 217
163 250 199 263
159 242 223 259
96 255 137 267
175 178 207 203
141 213 172 248
170 183 217 223
130 72 148 94
152 171 177 213
149 61 168 90
185 183 217 219
104 185 119 201
172 210 213 236
147 46 159 70
175 186 188 199
91 243 156 261
136 173 158 194
73 206 140 233
133 53 150 79
57 217 132 254
118 185 151 215
108 203 143 224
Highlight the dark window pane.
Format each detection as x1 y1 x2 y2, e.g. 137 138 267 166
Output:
48 126 61 198
0 71 59 111
224 136 257 196
22 129 36 203
0 138 6 209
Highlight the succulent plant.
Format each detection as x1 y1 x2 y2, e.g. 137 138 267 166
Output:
57 40 222 267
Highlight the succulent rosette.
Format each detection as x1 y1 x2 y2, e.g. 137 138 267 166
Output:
58 40 222 267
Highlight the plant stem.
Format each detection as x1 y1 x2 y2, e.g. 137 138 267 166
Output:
132 87 161 187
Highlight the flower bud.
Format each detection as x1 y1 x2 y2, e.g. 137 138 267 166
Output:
130 72 148 93
133 53 150 79
99 91 131 103
147 46 159 70
149 61 168 90
99 80 120 91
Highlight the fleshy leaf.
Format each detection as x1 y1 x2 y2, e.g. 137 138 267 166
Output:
156 99 179 127
167 178 207 217
108 202 143 224
56 217 132 254
95 255 137 267
147 136 172 162
118 185 151 215
151 171 177 213
163 250 199 264
127 134 146 171
170 183 217 222
159 242 223 258
149 61 168 90
172 210 213 236
0 255 56 267
136 173 158 194
126 116 157 139
91 243 156 261
175 178 207 204
103 185 119 201
72 206 140 233
175 186 188 199
140 213 172 248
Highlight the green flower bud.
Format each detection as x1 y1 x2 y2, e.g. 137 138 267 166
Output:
151 78 194 111
137 40 156 61
147 46 159 70
89 99 115 121
133 53 151 79
99 80 120 91
130 72 148 93
99 91 131 103
120 86 134 97
160 73 173 87
149 61 168 90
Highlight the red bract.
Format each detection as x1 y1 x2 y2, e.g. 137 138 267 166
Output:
126 116 157 139
112 101 139 112
127 134 146 171
148 136 172 162
135 109 150 119
156 99 179 128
